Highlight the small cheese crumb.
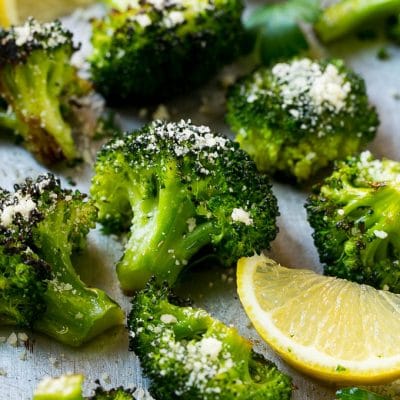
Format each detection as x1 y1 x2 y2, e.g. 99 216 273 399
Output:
186 217 196 233
374 230 388 239
231 208 253 226
337 209 345 216
160 314 178 324
7 332 18 347
134 14 152 28
199 337 222 359
18 332 28 342
101 372 111 384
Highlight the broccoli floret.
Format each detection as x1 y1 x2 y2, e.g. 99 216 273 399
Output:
0 18 92 164
0 173 123 345
89 0 246 104
305 151 400 292
315 0 400 43
33 374 135 400
336 387 391 400
128 280 292 400
33 374 85 400
245 0 321 66
226 58 378 182
91 120 279 291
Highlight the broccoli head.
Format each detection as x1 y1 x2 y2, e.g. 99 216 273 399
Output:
89 0 246 104
0 173 123 345
0 18 91 164
91 120 279 291
306 151 400 292
226 58 379 182
128 280 293 400
33 374 135 400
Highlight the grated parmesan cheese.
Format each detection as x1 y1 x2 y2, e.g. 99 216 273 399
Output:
231 208 253 226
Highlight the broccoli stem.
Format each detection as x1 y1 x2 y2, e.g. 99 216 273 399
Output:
332 183 400 267
0 109 18 132
118 170 217 291
32 202 123 346
1 49 76 160
315 0 400 42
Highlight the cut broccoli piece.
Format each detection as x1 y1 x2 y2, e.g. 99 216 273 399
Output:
305 151 400 292
33 374 84 400
0 173 123 345
128 280 293 400
336 387 391 400
315 0 400 43
245 0 321 65
89 0 246 104
226 58 378 182
0 18 92 164
33 374 135 400
91 120 279 291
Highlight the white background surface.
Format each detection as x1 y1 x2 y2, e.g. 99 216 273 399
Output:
0 2 400 399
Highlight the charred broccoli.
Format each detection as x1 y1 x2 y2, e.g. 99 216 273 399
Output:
226 58 378 181
128 280 293 400
306 151 400 292
315 0 400 43
91 120 279 291
90 0 246 104
0 18 91 164
33 374 135 399
0 173 123 345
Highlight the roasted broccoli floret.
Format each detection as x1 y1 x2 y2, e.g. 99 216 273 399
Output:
33 374 135 400
226 58 378 181
315 0 400 43
128 280 293 400
89 0 246 104
0 18 91 164
91 120 279 291
0 173 123 345
336 387 391 400
306 151 400 292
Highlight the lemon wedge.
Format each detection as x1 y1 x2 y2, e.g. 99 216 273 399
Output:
0 0 96 27
0 0 17 26
237 254 400 384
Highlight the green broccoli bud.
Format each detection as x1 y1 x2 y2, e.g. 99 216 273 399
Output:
245 0 321 65
226 58 378 182
0 18 92 164
91 120 279 291
89 0 246 104
33 374 135 400
128 280 293 400
336 387 391 400
315 0 400 43
306 151 400 292
0 174 123 346
33 374 84 400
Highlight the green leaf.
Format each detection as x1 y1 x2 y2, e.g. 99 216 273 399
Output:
336 387 391 400
245 0 321 65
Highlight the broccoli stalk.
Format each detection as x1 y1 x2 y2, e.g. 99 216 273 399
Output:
91 120 279 291
0 18 91 163
315 0 400 42
32 197 123 346
0 174 123 346
306 151 400 292
33 374 135 400
128 280 292 400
